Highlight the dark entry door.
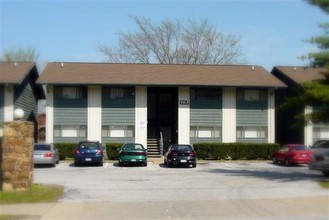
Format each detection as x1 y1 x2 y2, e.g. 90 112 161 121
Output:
147 87 178 149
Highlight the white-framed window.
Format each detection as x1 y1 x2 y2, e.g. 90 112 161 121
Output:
190 88 221 100
237 89 267 102
103 87 135 100
54 87 87 99
102 125 135 138
53 125 87 138
236 126 267 138
313 127 329 139
190 126 221 138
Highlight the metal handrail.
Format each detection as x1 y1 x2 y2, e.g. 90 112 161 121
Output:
159 132 164 156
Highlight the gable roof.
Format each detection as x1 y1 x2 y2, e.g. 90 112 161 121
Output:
272 66 328 85
38 62 285 88
0 62 35 84
0 62 46 99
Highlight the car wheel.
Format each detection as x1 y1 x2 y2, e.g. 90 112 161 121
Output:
167 162 171 168
74 162 79 167
285 159 289 166
144 162 147 167
119 161 123 167
322 171 329 176
164 160 167 166
192 163 197 168
272 158 277 164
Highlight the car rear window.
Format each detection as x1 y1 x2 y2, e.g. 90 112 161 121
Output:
78 142 99 149
292 145 308 151
171 145 192 151
34 144 51 151
123 144 145 150
313 140 329 149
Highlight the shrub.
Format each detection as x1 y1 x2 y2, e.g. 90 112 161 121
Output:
53 143 77 160
193 143 280 160
105 143 123 160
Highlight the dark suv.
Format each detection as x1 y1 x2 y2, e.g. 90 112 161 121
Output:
74 141 104 166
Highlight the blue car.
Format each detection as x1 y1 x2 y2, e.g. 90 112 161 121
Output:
74 141 104 166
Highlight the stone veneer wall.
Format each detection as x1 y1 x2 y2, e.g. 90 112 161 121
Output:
1 121 34 191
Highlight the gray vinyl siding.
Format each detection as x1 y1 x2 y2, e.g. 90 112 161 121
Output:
190 94 222 144
14 78 38 122
102 87 135 143
236 94 268 143
53 86 88 143
0 85 4 123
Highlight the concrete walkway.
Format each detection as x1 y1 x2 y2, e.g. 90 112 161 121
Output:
1 196 328 219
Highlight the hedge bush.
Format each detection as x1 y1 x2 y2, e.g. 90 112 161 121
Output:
105 143 123 160
53 143 77 160
193 143 280 160
53 142 279 161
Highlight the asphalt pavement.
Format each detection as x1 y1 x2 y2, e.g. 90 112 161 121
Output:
1 159 328 219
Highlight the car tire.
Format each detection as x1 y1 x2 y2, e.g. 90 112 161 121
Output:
144 162 147 167
192 163 197 168
74 162 79 167
285 159 289 166
272 158 277 164
164 160 167 166
119 161 123 167
167 162 171 168
322 171 329 176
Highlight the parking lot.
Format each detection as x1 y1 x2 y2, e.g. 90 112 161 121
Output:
2 160 328 219
33 160 328 202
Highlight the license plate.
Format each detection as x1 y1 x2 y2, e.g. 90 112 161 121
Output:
180 159 187 163
34 155 43 158
131 159 136 162
302 154 306 157
85 158 92 161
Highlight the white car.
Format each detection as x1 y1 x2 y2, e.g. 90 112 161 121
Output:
309 140 329 176
34 143 59 167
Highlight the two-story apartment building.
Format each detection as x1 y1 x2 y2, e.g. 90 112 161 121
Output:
0 62 45 141
37 62 285 155
271 66 329 146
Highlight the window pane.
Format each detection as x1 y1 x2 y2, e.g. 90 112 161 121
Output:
54 125 61 137
213 127 221 138
110 126 125 137
319 127 329 138
198 127 212 138
62 125 77 137
126 126 134 137
79 125 87 137
102 126 109 137
62 88 77 99
244 90 259 101
190 126 197 137
236 127 243 138
244 127 257 138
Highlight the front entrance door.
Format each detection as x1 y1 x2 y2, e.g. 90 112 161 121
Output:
147 87 178 150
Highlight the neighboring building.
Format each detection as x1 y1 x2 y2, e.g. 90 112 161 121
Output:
37 62 285 156
0 62 46 141
271 66 329 146
38 113 46 142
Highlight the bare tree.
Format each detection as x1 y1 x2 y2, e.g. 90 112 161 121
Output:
1 47 39 62
98 17 244 64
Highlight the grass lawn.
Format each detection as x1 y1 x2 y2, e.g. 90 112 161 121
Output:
0 184 64 204
319 181 329 189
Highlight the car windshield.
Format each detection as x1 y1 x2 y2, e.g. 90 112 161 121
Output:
123 144 144 150
34 144 51 151
292 145 308 151
313 140 329 149
78 142 99 149
171 145 192 151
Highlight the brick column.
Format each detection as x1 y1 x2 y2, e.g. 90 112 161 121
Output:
1 121 34 191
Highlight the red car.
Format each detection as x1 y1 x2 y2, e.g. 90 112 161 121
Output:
272 144 313 166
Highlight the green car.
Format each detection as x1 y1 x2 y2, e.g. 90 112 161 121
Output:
118 143 147 166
